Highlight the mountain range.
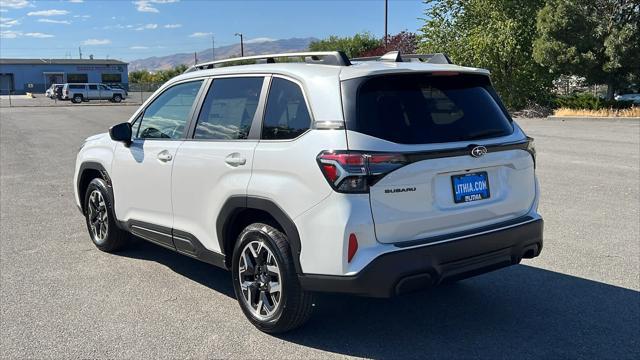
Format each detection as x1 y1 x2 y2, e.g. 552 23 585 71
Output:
129 37 318 71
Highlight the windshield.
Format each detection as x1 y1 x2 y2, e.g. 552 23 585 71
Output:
343 74 513 144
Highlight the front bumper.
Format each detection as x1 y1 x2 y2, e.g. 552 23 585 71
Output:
298 217 543 298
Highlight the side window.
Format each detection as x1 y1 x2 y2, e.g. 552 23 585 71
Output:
262 78 311 140
137 80 203 140
193 77 263 140
88 84 98 90
100 85 109 90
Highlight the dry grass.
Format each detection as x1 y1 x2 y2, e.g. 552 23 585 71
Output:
554 106 640 117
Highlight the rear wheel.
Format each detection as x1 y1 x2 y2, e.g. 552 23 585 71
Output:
84 178 128 252
231 223 314 333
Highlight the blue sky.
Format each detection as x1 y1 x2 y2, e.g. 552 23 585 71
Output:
0 0 425 61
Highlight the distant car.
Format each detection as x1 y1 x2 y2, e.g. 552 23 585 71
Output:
108 84 128 96
62 83 127 103
45 84 62 99
615 93 640 104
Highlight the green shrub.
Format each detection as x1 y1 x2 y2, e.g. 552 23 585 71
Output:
554 93 633 110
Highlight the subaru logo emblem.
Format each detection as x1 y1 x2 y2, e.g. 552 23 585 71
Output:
471 146 487 158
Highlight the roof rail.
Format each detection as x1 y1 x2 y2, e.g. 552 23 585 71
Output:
185 51 351 72
351 51 453 65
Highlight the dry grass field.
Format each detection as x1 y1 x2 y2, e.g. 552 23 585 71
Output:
554 106 640 117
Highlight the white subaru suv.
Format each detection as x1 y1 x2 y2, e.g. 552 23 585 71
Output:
74 51 543 333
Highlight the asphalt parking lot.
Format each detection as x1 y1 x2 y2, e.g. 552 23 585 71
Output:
1 106 638 359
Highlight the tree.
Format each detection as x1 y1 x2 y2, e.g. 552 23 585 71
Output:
419 0 554 109
308 32 381 58
128 64 189 84
359 31 418 57
533 0 640 99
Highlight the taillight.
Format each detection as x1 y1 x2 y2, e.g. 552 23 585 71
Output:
526 136 536 168
317 151 408 193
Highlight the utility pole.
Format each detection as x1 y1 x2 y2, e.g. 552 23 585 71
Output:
235 32 244 57
78 46 82 59
384 0 388 46
194 52 198 65
212 34 215 61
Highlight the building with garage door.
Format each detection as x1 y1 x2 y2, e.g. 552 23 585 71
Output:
0 58 128 95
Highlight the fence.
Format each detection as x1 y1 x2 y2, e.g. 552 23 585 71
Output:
0 83 165 108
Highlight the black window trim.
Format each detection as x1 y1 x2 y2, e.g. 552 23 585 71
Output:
258 74 315 142
185 74 271 142
131 78 208 142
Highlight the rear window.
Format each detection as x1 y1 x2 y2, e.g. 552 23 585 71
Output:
343 74 513 144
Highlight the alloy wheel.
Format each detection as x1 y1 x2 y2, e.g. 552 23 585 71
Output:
238 240 282 320
87 190 108 242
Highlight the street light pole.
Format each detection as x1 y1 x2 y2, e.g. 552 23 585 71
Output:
212 34 215 61
235 32 244 57
384 0 388 46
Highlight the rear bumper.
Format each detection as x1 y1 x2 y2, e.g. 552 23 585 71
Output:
298 217 543 298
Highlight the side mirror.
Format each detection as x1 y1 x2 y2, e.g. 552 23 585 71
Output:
109 122 132 146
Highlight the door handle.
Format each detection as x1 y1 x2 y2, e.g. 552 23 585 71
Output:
225 153 246 166
157 150 173 162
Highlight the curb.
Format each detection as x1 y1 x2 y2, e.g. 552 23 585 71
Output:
546 116 640 122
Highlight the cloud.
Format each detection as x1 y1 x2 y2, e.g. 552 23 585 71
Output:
24 32 54 38
133 1 158 13
68 0 84 3
245 37 276 44
1 30 54 38
27 9 69 17
133 0 178 13
189 32 211 38
129 45 149 50
0 30 19 38
37 18 71 24
164 23 181 29
134 23 157 30
0 17 20 28
82 38 111 45
1 0 32 9
73 15 91 18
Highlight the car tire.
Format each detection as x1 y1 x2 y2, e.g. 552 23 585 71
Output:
112 94 122 103
72 94 82 104
84 178 128 252
231 223 314 333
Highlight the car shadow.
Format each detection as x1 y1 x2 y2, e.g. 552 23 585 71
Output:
281 265 640 359
115 240 639 359
116 236 235 298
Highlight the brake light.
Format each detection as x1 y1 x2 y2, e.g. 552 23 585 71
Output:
317 151 408 193
526 137 536 168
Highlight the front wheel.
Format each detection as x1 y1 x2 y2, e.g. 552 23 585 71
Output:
72 94 82 103
112 94 122 103
84 178 128 252
231 223 314 333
